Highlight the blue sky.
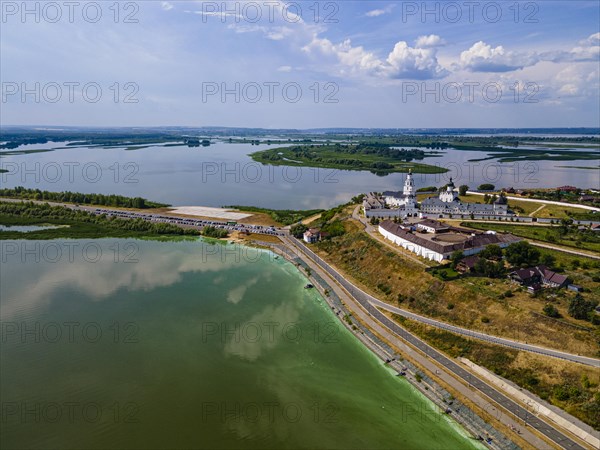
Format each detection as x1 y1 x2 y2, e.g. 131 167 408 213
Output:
1 1 599 128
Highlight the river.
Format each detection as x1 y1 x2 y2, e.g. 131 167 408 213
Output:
1 140 598 209
0 238 482 449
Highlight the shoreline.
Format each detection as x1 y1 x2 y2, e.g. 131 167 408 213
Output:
264 240 517 450
1 200 595 447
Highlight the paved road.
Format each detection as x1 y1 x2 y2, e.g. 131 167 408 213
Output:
369 299 599 367
4 197 594 448
14 198 594 366
284 236 592 450
290 236 599 368
350 207 600 362
284 236 590 450
528 241 600 260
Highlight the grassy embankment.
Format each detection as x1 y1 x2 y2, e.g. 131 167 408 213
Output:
250 144 448 174
391 314 600 430
311 219 599 355
306 216 599 427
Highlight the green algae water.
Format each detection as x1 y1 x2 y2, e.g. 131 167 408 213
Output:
1 239 480 450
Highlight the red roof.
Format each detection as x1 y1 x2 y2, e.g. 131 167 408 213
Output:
556 186 578 191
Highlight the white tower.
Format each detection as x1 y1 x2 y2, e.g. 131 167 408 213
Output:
403 169 415 198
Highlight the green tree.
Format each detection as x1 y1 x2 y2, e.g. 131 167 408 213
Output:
540 253 556 267
202 226 229 238
543 303 560 318
459 185 469 196
474 258 505 278
479 244 502 260
504 241 540 267
568 294 597 321
450 251 464 268
478 183 495 191
290 223 308 238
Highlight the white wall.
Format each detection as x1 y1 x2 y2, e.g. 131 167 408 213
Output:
379 226 444 262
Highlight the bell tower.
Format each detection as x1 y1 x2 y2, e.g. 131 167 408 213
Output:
403 169 415 198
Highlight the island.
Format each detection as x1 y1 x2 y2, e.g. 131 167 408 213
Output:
250 143 448 174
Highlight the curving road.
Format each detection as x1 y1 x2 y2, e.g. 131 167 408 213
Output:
369 299 599 367
284 235 592 450
528 242 600 260
348 206 600 365
286 235 599 368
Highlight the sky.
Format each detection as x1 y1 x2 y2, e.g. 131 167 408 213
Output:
1 0 599 128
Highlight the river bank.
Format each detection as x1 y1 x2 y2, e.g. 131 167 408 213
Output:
266 240 516 450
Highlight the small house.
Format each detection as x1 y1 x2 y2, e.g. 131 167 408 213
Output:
303 228 321 244
538 266 569 288
509 265 568 289
456 256 480 274
509 268 540 285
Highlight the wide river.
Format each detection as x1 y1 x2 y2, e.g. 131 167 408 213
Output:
0 238 482 450
1 140 598 209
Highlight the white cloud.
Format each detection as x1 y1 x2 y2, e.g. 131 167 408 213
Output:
189 0 306 31
459 41 538 72
553 65 600 98
277 65 292 72
544 32 600 62
580 32 600 46
189 10 243 21
415 34 446 48
227 24 294 40
303 37 447 80
265 26 294 41
385 42 448 79
161 2 174 11
302 37 381 74
365 5 395 17
365 9 387 17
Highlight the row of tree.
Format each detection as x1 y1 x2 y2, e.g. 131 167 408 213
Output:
450 241 554 278
0 187 168 209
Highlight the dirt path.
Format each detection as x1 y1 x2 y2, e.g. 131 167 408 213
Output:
530 204 546 217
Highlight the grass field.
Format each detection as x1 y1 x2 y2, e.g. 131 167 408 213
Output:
312 220 599 356
225 206 325 226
